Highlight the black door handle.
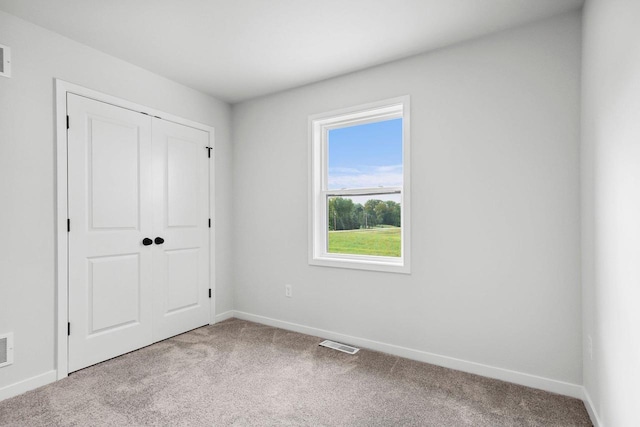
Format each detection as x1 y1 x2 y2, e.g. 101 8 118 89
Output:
154 237 165 245
142 238 153 246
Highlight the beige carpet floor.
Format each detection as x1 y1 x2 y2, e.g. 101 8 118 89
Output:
0 318 591 426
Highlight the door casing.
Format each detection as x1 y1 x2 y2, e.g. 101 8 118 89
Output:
55 79 216 379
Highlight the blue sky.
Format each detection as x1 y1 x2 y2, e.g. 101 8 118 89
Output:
328 118 403 190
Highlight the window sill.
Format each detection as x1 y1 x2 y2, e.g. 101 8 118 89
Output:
309 255 411 274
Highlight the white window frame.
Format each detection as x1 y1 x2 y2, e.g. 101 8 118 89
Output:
309 96 411 274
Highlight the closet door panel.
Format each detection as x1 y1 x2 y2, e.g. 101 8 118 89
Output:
165 248 200 312
152 118 210 342
89 119 140 229
88 254 140 332
167 137 199 227
67 94 154 372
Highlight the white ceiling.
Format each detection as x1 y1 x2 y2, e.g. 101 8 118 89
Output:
0 0 583 103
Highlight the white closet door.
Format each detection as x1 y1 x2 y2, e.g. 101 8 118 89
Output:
151 118 210 342
67 94 154 372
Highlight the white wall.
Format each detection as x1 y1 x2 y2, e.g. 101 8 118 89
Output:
232 12 582 388
581 0 640 425
0 11 233 391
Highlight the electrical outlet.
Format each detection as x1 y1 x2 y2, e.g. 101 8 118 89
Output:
285 284 292 298
587 335 593 361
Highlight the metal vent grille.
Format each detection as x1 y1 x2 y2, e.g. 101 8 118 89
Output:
319 340 359 355
0 338 6 364
0 333 14 368
0 44 11 78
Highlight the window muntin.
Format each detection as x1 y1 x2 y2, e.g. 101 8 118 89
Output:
309 97 410 273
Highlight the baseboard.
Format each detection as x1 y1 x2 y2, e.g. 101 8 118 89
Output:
0 370 57 402
582 387 602 427
214 310 235 323
231 310 583 399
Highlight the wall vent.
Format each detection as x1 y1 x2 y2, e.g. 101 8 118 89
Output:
0 333 14 368
0 44 11 78
319 340 359 355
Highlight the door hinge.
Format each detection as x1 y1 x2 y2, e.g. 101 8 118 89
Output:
66 115 70 129
67 322 71 336
206 146 212 158
208 289 212 298
67 218 71 232
208 218 211 228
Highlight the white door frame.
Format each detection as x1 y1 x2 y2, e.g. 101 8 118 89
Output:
55 79 216 380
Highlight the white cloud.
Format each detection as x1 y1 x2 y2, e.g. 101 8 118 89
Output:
329 173 402 189
328 165 403 189
374 164 403 173
329 167 362 174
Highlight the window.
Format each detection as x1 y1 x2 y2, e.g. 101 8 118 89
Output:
309 96 410 273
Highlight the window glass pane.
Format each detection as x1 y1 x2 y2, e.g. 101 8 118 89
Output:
327 194 401 258
328 118 402 190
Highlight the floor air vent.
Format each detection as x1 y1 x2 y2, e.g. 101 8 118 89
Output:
319 340 359 355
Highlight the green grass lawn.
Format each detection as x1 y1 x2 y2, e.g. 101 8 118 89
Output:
328 227 401 257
